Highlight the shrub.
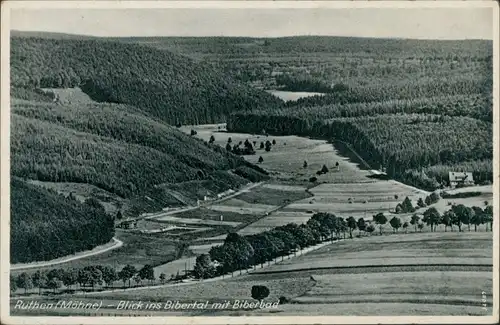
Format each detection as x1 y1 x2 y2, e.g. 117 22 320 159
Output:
279 296 289 304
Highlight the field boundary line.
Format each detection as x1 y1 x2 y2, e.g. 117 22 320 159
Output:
250 263 493 276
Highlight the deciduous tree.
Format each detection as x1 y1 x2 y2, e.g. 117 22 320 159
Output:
423 207 441 232
389 216 402 233
373 213 387 235
251 285 270 302
347 216 357 238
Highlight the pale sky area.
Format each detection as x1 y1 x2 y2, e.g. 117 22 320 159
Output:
10 8 494 40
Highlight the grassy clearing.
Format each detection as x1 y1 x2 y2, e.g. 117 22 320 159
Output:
238 211 315 235
153 256 197 278
235 186 312 206
209 198 277 215
262 183 308 192
183 127 373 183
189 243 222 255
26 180 128 215
40 87 95 105
153 215 241 227
266 90 326 102
432 193 493 215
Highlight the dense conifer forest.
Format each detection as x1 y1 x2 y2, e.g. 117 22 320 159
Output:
10 178 115 263
10 37 283 125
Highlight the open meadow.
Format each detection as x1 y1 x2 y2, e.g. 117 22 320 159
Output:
251 231 492 273
181 126 373 183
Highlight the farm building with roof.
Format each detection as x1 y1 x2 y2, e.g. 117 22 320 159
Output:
449 171 474 188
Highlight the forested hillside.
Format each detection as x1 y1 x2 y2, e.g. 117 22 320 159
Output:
10 97 269 263
11 99 268 198
11 178 115 263
236 94 492 122
122 36 493 93
121 36 492 58
10 37 283 125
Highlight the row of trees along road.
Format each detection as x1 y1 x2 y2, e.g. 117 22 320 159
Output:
195 202 493 280
12 205 492 294
10 263 175 295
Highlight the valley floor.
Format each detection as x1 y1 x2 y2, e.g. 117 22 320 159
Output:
10 124 494 317
10 232 492 316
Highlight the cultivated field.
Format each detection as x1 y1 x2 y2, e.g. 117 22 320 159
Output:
167 207 261 223
246 232 492 316
251 232 492 273
208 198 277 215
284 181 426 218
183 124 492 237
234 185 312 206
238 210 314 235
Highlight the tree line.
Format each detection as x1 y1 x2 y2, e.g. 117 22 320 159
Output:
193 200 493 279
280 94 492 122
10 263 176 295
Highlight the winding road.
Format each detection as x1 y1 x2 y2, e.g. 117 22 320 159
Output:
11 237 124 271
10 181 264 271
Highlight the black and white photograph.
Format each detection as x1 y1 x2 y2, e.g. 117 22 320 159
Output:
1 1 498 323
